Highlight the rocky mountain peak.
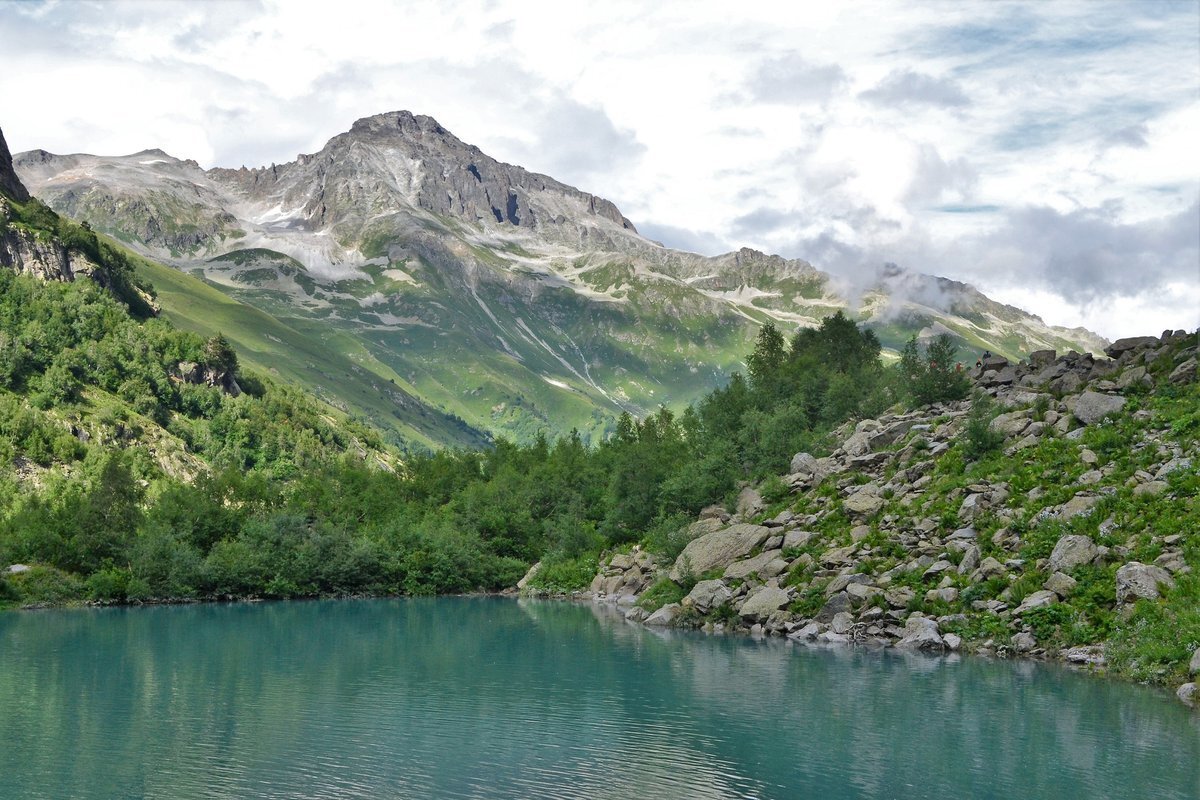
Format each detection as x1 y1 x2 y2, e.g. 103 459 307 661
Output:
0 127 30 202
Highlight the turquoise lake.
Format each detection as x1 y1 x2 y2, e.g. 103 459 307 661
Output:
0 597 1196 799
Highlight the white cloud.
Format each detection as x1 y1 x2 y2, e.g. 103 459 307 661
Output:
0 0 1197 339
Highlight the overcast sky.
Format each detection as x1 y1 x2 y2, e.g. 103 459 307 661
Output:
2 0 1198 339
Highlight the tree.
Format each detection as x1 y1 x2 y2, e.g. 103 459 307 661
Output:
900 334 970 405
203 334 238 374
746 322 787 400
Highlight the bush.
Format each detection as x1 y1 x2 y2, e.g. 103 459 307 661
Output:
527 553 597 593
900 334 970 406
636 577 686 612
963 393 1005 461
6 565 86 605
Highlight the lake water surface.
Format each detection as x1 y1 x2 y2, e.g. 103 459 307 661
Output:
0 597 1196 799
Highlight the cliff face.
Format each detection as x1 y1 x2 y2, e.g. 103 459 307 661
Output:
0 127 30 202
0 199 104 283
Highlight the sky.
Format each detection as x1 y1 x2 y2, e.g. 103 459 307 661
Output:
2 0 1198 340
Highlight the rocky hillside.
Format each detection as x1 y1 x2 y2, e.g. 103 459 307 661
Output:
14 112 1107 444
577 331 1200 706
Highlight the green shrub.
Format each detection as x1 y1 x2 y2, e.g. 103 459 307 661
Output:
636 577 686 612
7 565 86 605
527 553 598 593
963 393 1005 461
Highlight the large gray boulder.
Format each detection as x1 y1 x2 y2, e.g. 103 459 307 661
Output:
789 451 820 475
1047 534 1099 573
735 486 764 519
1105 336 1158 359
644 603 681 627
894 615 945 650
843 487 884 518
669 523 771 582
1015 590 1058 614
682 579 733 614
738 586 791 620
1072 391 1126 425
1115 562 1175 604
724 550 788 581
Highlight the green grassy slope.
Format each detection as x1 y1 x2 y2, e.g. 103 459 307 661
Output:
132 256 488 451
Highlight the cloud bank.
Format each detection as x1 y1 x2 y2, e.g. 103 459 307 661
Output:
0 0 1196 338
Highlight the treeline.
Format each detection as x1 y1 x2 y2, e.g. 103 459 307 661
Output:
0 258 970 605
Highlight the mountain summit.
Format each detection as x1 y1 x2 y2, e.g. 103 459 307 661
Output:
14 112 1107 443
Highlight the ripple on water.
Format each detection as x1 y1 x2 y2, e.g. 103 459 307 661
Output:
0 597 1196 800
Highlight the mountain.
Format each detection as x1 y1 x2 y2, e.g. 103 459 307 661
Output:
14 111 1108 444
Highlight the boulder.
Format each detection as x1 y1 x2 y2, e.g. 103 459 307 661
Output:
738 586 791 620
815 591 852 622
1048 534 1099 573
783 529 817 550
724 550 785 581
1011 632 1037 653
736 486 764 519
1116 366 1151 390
1105 336 1159 359
1115 562 1175 604
843 491 884 518
830 612 855 635
683 579 733 614
644 603 681 627
1058 495 1101 521
1169 358 1196 385
825 573 871 595
1062 646 1106 666
894 615 945 650
4 563 31 575
1044 572 1078 598
789 452 821 475
1015 590 1058 614
1072 391 1126 425
670 523 771 582
957 545 980 575
1177 683 1197 708
1190 647 1200 676
1029 349 1056 367
516 561 542 591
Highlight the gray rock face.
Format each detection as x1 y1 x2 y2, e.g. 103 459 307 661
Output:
1106 336 1159 358
1044 571 1078 598
644 603 681 627
738 586 790 620
1115 562 1175 604
843 488 884 518
1177 683 1197 708
1015 590 1058 614
1190 647 1200 676
1169 359 1196 384
682 580 733 614
895 615 945 650
1072 391 1126 425
669 523 771 582
736 486 764 519
815 591 852 623
789 452 820 475
0 127 30 202
1048 534 1099 573
1011 632 1037 652
723 550 787 581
